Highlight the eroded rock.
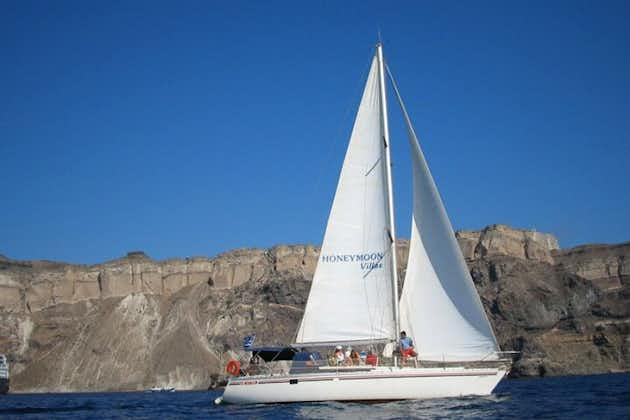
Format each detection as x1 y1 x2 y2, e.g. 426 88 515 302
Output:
1 224 629 391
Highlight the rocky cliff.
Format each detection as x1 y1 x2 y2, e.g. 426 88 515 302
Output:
0 224 628 392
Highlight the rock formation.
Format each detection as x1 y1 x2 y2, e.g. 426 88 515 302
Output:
0 224 628 392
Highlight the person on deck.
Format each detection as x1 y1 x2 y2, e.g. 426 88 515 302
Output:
365 350 378 366
399 331 417 365
247 354 261 375
349 349 361 365
334 345 345 365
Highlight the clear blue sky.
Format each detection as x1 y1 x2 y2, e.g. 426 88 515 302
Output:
2 1 629 264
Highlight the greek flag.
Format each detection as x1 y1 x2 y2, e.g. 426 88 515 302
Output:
243 334 256 349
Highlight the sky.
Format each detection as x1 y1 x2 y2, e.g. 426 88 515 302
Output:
1 1 629 264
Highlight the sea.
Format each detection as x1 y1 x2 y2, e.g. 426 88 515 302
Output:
0 373 628 419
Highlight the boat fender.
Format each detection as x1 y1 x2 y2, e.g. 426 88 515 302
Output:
226 359 240 376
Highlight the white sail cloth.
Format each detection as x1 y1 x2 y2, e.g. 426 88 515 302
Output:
391 70 500 361
295 56 395 345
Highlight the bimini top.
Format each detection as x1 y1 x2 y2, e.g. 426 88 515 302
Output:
248 347 299 362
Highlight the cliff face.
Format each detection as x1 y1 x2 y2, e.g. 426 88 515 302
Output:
0 224 628 391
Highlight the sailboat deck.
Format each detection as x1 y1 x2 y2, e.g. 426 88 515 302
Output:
229 363 507 388
236 357 511 381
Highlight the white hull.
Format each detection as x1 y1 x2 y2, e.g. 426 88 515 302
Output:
221 366 507 404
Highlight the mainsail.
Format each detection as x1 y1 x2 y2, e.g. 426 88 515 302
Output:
295 55 396 345
389 68 500 361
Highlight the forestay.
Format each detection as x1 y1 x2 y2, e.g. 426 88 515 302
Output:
389 68 500 361
295 56 395 345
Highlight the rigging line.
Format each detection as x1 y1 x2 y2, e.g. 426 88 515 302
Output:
385 63 419 146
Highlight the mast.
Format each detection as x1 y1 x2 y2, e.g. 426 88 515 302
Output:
376 42 400 342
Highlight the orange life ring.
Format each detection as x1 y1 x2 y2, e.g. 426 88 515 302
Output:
226 359 240 376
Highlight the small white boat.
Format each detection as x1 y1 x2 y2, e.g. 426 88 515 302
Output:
147 386 175 393
0 354 9 395
221 41 511 404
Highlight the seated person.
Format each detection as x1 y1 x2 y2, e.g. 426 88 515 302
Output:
333 345 345 365
399 331 418 364
365 350 378 366
247 355 261 375
344 346 355 366
349 349 361 366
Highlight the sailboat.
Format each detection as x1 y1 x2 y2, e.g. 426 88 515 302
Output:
219 43 510 404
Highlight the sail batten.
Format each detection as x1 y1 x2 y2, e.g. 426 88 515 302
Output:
387 65 500 361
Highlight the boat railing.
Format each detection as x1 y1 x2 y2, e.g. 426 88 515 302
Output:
239 355 512 377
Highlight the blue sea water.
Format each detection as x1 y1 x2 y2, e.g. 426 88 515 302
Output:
0 373 628 419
